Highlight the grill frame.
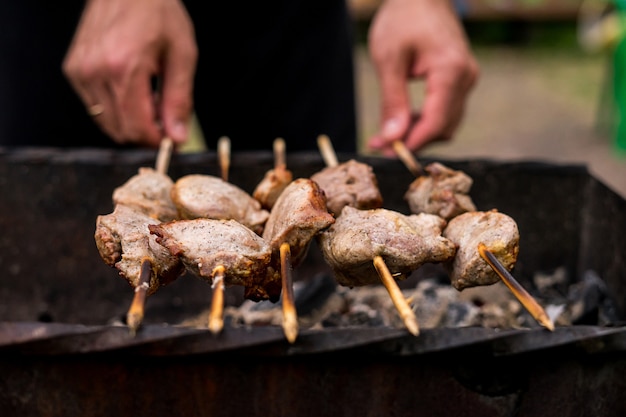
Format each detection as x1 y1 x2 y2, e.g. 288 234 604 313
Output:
1 148 625 416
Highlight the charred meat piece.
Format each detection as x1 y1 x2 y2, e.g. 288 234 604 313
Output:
405 162 476 221
170 174 269 234
310 159 383 216
149 218 280 302
263 178 335 268
253 164 293 210
94 204 185 295
112 167 178 222
318 206 456 287
443 210 520 291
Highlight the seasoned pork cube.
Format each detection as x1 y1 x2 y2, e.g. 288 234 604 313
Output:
253 164 293 210
112 167 178 222
443 210 520 291
405 162 476 221
262 178 335 268
318 206 456 287
149 218 280 302
310 159 383 216
170 174 269 234
95 204 185 295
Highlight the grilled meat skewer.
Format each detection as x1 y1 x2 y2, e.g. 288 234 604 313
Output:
262 178 335 342
95 204 186 329
96 138 182 332
319 206 455 334
443 210 554 330
262 178 335 268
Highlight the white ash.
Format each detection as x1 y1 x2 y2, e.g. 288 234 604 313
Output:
217 276 542 331
180 268 619 332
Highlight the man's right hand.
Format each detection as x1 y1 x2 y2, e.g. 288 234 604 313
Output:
63 0 198 148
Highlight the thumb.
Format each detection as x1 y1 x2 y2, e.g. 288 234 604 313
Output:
160 43 197 144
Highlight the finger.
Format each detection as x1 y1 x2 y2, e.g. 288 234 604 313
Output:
81 79 124 142
114 66 163 148
368 113 420 156
64 56 123 142
373 50 412 144
404 73 462 152
159 35 198 145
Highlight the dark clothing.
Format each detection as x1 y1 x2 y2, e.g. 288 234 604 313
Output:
0 1 357 152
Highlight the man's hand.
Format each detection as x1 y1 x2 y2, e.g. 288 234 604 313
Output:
63 0 197 147
367 0 479 155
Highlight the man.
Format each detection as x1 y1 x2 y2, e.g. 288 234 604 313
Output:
2 0 478 154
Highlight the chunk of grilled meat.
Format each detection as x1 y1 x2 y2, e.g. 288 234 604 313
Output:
405 162 476 221
310 159 383 216
318 206 456 287
443 210 520 291
95 204 185 295
170 174 269 234
262 178 335 268
149 218 281 302
112 167 178 222
253 164 293 210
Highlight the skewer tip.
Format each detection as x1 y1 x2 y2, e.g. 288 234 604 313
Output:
283 314 299 344
155 137 174 175
274 137 286 169
392 140 424 177
373 256 420 336
208 266 226 335
218 136 231 182
126 258 152 336
126 310 143 336
477 243 555 332
317 134 339 167
280 242 299 343
404 315 420 336
208 316 224 335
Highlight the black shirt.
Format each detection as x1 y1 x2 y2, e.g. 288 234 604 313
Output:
0 1 357 152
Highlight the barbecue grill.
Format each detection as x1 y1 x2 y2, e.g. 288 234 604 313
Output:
1 148 625 416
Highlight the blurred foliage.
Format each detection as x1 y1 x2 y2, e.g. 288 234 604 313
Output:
464 21 582 48
354 19 586 50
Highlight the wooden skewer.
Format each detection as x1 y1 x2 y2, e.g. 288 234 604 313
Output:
274 137 286 169
208 265 226 334
280 242 299 343
218 136 231 182
155 137 174 175
392 140 424 177
373 255 420 336
477 243 555 331
317 134 339 167
126 257 152 335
